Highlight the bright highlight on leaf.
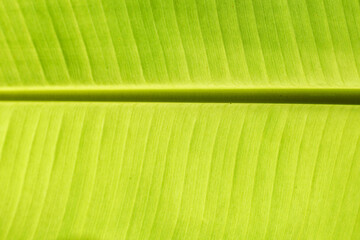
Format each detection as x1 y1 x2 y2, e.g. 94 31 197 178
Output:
1 0 360 239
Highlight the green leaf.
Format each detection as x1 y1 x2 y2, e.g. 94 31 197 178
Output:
0 0 360 87
1 0 360 239
0 103 359 239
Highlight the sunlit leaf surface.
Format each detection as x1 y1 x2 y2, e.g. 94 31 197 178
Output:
1 0 360 239
0 0 360 87
0 103 359 239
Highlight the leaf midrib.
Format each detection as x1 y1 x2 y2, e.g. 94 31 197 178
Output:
0 87 360 104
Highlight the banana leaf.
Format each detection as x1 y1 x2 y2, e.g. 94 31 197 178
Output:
1 0 360 239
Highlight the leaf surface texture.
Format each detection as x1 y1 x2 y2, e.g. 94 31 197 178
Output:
1 0 360 87
0 103 360 239
1 0 360 239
